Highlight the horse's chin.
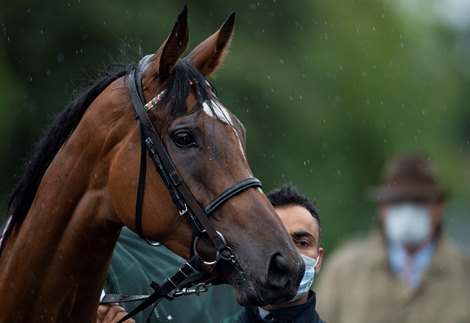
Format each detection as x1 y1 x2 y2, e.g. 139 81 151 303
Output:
213 264 297 307
229 275 297 307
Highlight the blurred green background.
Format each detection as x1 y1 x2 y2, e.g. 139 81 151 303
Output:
1 0 469 255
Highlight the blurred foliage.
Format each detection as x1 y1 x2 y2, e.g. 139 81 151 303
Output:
1 0 470 253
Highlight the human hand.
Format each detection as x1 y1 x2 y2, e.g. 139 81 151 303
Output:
96 303 136 323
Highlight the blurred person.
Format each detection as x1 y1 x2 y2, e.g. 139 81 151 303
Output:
235 184 325 322
316 153 470 323
98 185 326 323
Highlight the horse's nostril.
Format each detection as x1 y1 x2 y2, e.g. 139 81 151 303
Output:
266 253 291 289
271 253 290 273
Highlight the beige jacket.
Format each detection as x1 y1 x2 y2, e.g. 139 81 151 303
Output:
316 229 470 323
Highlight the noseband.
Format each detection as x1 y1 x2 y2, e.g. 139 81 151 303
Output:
110 58 262 321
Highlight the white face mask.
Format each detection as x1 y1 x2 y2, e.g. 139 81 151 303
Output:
384 203 431 246
291 254 318 301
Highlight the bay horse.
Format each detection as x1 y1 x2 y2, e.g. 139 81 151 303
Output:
0 7 304 323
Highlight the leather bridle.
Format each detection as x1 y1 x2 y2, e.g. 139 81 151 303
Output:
107 57 262 322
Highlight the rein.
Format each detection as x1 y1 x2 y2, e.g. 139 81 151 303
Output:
102 58 262 322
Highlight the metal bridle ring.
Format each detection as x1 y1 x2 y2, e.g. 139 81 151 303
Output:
192 231 226 266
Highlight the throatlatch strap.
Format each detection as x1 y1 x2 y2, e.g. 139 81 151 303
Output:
134 122 147 241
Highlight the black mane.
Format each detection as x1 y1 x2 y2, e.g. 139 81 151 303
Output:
1 58 216 246
160 58 216 120
3 67 130 240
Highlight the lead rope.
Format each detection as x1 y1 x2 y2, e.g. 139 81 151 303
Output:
113 255 204 323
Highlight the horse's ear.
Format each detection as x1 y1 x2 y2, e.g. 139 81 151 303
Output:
186 12 235 77
146 6 189 82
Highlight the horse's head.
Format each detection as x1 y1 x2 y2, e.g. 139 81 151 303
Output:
109 7 304 306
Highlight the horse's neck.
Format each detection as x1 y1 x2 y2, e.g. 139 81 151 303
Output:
0 87 129 322
0 158 121 321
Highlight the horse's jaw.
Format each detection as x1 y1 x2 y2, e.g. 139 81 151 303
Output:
212 258 301 307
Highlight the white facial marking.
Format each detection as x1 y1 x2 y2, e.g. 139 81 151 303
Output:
202 100 246 159
202 100 234 126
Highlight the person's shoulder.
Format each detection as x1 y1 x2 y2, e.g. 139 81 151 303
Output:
440 236 470 267
232 307 258 323
324 234 372 267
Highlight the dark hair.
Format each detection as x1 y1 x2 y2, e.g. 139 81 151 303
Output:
267 184 321 232
160 59 216 117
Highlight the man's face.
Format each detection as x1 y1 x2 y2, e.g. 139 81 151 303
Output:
275 205 324 274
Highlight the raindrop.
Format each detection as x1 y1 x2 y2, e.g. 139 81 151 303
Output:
57 52 65 63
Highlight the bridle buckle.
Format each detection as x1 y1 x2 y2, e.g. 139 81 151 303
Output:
178 203 188 216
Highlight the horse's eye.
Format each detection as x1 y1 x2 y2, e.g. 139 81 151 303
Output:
172 130 197 148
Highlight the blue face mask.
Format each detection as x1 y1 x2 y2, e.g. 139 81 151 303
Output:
291 254 318 301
